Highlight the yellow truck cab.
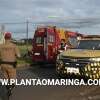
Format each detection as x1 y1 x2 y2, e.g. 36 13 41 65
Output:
56 35 100 79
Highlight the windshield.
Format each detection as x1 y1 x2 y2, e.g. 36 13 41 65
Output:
36 37 43 44
77 40 100 50
48 35 54 43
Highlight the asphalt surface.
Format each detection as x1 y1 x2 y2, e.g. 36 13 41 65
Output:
0 65 100 100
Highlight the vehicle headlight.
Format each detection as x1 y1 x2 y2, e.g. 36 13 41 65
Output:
90 58 100 62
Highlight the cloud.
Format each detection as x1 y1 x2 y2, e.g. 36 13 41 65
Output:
0 0 100 21
0 0 100 36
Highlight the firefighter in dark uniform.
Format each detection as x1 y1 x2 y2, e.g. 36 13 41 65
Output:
0 32 20 96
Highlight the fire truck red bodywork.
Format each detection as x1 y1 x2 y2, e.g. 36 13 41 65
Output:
32 26 61 63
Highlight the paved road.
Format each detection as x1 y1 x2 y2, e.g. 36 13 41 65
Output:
0 65 100 100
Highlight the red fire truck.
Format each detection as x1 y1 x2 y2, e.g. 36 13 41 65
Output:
31 26 81 64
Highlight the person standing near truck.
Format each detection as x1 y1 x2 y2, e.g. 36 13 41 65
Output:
60 39 66 50
0 32 20 96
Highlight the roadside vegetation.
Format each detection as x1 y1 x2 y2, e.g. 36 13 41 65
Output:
17 44 33 67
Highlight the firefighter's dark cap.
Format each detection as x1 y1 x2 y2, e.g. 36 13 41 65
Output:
4 32 12 39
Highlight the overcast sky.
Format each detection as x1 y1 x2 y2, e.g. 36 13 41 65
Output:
1 0 100 21
0 0 100 38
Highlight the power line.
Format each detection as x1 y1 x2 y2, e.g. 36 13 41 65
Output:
1 21 39 24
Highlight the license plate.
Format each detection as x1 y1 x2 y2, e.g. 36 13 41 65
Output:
34 53 40 55
66 67 79 74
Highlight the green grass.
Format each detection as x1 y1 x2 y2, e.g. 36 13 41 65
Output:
17 44 33 65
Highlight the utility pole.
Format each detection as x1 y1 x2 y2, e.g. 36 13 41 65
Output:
26 20 29 50
0 24 5 44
